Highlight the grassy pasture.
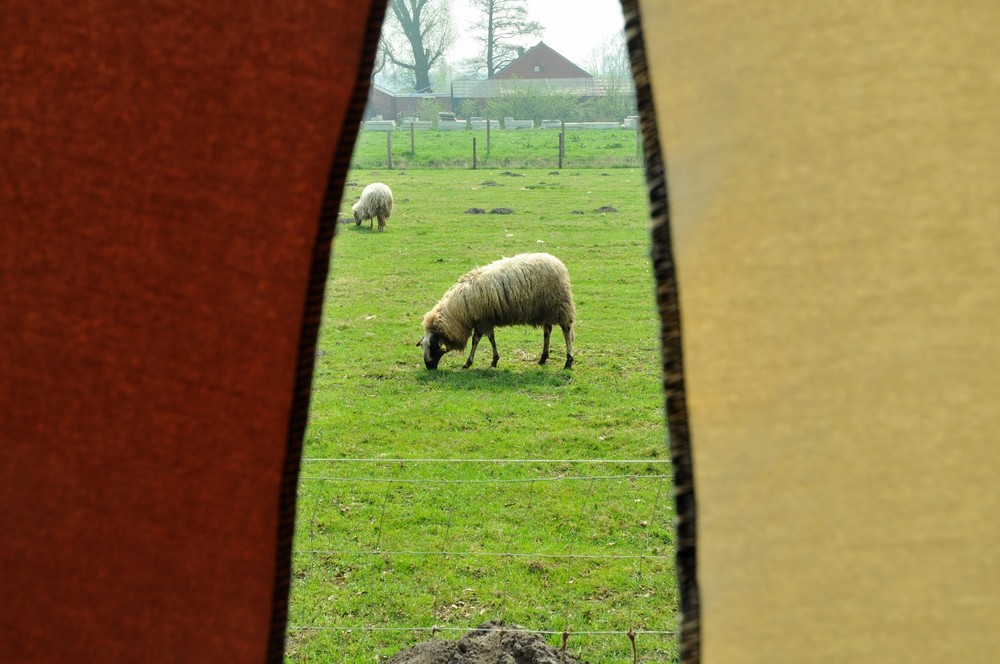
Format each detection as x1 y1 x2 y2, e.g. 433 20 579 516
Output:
288 168 677 662
350 128 643 170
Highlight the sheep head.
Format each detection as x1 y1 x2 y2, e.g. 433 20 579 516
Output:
417 332 448 370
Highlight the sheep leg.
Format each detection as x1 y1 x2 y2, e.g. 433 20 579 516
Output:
561 323 575 369
377 213 385 232
463 330 483 369
487 331 499 367
539 325 552 365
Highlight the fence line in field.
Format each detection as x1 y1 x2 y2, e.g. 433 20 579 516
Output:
295 549 668 560
302 457 672 463
288 625 677 636
291 457 677 661
299 473 668 485
350 125 645 170
286 624 677 664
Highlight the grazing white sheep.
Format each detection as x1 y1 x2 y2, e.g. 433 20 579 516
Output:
417 253 576 370
352 182 394 232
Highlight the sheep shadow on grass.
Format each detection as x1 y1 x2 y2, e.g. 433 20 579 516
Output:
415 366 571 393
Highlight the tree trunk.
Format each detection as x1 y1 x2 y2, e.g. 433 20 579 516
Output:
486 1 495 78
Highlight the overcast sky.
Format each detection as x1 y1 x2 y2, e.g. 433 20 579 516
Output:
447 0 627 69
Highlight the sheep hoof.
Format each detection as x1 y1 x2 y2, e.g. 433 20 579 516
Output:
563 357 574 370
462 362 472 370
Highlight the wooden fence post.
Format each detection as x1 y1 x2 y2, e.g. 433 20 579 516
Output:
472 136 477 170
559 123 565 169
411 122 415 154
486 119 491 154
387 131 393 170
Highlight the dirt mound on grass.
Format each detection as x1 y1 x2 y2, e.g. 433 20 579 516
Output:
385 621 587 664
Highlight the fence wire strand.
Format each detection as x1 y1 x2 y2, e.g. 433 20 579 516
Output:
295 549 669 560
302 457 672 464
300 473 668 484
288 625 678 636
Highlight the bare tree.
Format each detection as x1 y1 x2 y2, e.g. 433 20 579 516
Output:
468 0 543 79
585 32 637 120
382 0 456 92
586 32 630 81
372 33 388 81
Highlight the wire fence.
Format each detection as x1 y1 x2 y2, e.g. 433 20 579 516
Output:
287 457 678 662
348 126 645 171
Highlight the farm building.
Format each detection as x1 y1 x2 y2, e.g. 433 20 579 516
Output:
362 83 453 123
493 41 594 80
451 42 604 115
364 42 606 122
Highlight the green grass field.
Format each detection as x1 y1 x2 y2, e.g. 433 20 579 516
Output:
287 167 677 662
349 128 643 170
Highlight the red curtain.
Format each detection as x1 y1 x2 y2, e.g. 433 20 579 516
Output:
2 2 385 660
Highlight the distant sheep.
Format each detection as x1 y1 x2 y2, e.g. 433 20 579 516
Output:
417 253 576 370
352 182 394 232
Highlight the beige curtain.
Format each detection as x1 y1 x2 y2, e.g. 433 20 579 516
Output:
635 2 1000 662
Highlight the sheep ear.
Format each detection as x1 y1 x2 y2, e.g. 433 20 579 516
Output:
415 340 422 347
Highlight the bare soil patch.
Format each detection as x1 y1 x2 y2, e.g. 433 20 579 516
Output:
386 621 587 664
